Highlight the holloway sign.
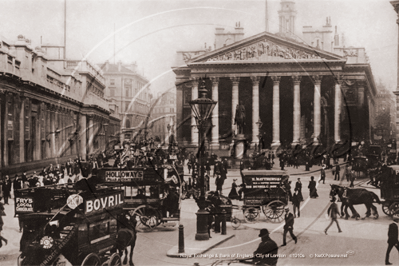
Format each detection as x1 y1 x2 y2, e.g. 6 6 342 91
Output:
105 170 144 181
85 191 124 214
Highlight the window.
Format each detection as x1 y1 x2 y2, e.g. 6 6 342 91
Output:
110 79 115 86
110 89 115 97
126 89 129 97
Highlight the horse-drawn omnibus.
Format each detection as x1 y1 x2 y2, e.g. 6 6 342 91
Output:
239 170 290 223
15 182 136 266
97 164 182 231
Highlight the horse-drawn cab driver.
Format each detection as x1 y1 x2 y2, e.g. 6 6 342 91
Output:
239 228 278 266
134 189 147 199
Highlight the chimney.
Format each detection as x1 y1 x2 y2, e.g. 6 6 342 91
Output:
117 60 122 71
105 60 109 71
334 26 339 46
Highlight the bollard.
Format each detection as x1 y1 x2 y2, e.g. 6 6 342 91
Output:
221 209 227 235
178 224 185 253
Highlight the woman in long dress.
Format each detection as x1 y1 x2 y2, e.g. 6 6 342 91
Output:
308 176 318 198
295 178 304 201
228 179 239 200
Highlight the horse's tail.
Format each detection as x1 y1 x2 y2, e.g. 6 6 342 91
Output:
370 191 381 204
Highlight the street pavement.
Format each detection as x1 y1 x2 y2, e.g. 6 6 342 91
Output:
0 160 395 266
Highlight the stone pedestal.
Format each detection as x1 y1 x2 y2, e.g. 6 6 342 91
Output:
233 134 246 159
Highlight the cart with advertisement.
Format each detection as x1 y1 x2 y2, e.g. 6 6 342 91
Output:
239 169 290 224
15 183 128 266
97 164 182 231
379 165 399 217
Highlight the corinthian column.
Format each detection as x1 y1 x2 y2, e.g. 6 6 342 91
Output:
312 75 322 144
271 76 281 147
334 76 343 143
191 78 199 146
292 75 301 145
211 77 219 148
231 77 240 135
251 76 260 146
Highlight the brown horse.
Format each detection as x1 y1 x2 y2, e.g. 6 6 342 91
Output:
329 184 381 220
114 214 137 266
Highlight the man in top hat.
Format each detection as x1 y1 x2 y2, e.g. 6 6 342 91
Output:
282 206 297 246
240 228 278 266
386 215 399 265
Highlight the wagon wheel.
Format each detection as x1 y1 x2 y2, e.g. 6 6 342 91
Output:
243 207 260 223
81 253 101 266
382 201 393 216
389 202 399 216
130 205 161 231
108 253 122 266
262 200 286 223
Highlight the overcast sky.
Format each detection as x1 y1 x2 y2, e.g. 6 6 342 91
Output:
0 0 397 94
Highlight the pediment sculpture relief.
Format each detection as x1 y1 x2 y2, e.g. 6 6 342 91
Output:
205 39 321 62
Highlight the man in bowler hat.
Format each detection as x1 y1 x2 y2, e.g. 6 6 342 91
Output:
386 215 399 265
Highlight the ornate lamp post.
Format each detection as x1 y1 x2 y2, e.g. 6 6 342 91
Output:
189 79 217 241
256 119 263 152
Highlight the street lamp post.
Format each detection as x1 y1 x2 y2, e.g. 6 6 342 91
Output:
256 119 263 152
189 79 217 241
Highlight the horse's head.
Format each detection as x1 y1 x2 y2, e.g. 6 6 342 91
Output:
329 184 343 198
118 213 137 230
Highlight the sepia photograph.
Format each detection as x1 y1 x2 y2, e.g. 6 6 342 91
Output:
0 0 398 265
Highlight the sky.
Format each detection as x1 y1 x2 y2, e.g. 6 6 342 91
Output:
0 0 397 94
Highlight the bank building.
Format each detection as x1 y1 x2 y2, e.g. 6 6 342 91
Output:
173 0 377 152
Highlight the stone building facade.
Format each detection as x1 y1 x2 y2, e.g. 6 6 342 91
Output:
151 90 176 144
174 0 377 150
100 61 151 142
0 34 120 175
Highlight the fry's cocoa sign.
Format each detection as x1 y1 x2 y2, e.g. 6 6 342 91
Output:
16 197 34 213
85 191 124 214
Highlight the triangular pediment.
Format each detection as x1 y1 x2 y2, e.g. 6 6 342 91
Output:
190 31 343 64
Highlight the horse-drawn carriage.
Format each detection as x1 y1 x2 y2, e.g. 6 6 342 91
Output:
16 183 136 266
352 156 368 176
239 170 290 223
379 165 399 217
97 165 182 231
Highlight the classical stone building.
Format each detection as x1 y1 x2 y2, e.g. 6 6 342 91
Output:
0 34 120 175
100 61 151 142
151 90 176 144
174 0 377 150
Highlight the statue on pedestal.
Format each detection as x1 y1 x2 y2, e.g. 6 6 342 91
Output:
234 103 246 135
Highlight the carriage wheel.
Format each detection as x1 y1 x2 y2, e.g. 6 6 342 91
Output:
262 200 286 223
382 201 393 216
131 205 161 231
108 253 122 266
389 202 399 216
231 217 241 230
243 207 259 223
81 253 101 266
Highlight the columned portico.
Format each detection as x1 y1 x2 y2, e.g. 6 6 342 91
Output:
312 75 322 144
211 77 219 148
251 76 260 146
271 76 281 147
334 76 342 143
292 75 301 145
231 77 240 135
191 78 199 146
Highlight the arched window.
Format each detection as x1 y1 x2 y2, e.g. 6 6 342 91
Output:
126 119 131 129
